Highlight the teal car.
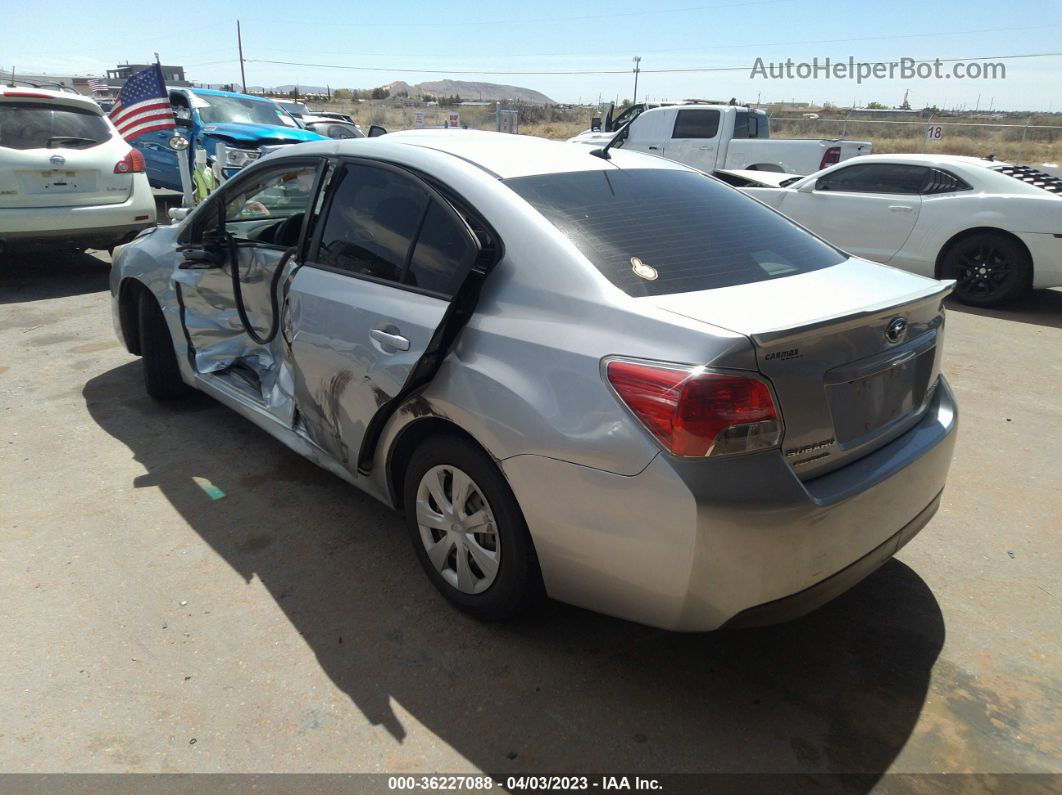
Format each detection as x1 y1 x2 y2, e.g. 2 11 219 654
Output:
134 87 326 191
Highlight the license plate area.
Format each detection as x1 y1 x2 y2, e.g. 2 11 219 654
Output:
23 169 96 194
826 337 936 447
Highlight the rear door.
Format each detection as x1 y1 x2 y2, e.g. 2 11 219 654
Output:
779 163 926 262
661 109 722 171
0 99 132 208
287 159 492 475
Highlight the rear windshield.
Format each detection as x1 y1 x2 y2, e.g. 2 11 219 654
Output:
0 102 112 150
504 169 844 296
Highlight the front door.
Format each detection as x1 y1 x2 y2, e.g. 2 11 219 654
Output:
286 159 486 474
780 163 926 262
175 158 322 411
662 108 721 171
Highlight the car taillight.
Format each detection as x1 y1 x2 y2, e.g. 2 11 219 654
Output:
606 359 781 458
114 149 145 174
2 90 52 98
819 146 841 170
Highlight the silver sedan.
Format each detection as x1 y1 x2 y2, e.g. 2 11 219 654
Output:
110 131 957 630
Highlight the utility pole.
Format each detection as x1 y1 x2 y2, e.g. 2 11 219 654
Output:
237 20 247 94
632 56 641 105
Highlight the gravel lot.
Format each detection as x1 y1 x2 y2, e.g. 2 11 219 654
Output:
1 249 1059 778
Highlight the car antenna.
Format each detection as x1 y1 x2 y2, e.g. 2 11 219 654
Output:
589 121 631 160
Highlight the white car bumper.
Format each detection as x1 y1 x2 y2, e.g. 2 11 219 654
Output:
0 179 156 250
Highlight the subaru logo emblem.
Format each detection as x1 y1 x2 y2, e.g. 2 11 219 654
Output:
885 316 907 344
49 154 66 167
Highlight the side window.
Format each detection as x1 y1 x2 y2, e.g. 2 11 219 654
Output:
170 92 191 123
405 201 477 295
197 164 318 246
732 111 752 139
329 124 357 139
816 164 929 194
923 168 971 194
316 163 430 282
672 109 720 139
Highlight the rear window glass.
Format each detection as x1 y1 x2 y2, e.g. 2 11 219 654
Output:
0 102 112 150
504 169 844 297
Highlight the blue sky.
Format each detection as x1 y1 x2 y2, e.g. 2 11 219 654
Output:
4 0 1062 109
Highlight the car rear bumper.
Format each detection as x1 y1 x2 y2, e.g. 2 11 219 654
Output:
0 188 156 249
502 376 957 631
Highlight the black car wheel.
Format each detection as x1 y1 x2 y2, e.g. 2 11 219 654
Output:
138 290 190 400
941 232 1031 307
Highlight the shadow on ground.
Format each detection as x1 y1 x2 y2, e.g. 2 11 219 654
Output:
0 250 111 304
84 362 945 782
945 288 1062 330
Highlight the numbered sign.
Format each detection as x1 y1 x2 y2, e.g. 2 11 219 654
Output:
926 125 944 140
413 112 425 129
447 111 460 129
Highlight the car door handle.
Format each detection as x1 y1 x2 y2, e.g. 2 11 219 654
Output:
370 329 410 351
698 146 714 150
888 205 914 212
648 145 659 150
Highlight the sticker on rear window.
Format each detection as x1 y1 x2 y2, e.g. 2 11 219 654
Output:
631 257 658 280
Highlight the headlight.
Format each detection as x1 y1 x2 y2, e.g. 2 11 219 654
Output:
224 148 260 167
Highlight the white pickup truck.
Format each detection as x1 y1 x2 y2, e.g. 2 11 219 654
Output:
569 104 872 175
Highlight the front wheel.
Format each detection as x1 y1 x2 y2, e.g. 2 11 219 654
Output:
403 434 543 620
940 233 1031 307
138 290 190 400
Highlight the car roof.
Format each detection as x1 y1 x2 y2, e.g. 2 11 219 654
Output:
0 87 103 111
379 129 691 178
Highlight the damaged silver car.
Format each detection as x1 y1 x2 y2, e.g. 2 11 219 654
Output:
110 131 958 630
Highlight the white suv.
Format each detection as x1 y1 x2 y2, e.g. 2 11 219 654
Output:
0 87 156 254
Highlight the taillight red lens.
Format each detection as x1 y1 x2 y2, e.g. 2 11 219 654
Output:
606 360 780 457
2 90 52 98
819 145 842 170
114 149 145 174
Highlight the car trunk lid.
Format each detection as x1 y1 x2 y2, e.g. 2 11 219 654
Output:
649 259 952 478
0 146 132 209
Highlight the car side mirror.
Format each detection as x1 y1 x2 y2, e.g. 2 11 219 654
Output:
798 179 818 193
368 125 387 138
590 117 602 132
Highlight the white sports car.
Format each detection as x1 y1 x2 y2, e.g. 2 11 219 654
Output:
722 154 1062 306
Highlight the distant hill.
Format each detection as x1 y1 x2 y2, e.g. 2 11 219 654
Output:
414 80 555 105
251 79 556 105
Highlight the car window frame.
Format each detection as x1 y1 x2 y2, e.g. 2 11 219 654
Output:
815 163 931 195
180 156 327 256
304 156 486 301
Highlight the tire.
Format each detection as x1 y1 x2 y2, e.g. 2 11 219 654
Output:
940 232 1031 307
137 290 190 400
403 434 543 621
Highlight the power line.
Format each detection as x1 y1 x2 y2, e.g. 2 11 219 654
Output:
247 51 1062 78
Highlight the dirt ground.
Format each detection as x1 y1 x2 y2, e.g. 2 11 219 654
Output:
0 250 1059 782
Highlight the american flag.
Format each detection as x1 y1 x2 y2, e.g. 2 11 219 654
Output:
108 64 174 141
87 77 107 93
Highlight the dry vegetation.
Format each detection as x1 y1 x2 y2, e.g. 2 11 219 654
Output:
321 99 1062 163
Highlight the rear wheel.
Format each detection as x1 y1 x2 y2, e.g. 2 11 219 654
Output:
940 232 1031 307
403 434 543 620
137 290 190 400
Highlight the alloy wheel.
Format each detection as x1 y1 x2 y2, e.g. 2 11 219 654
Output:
955 243 1014 300
415 464 500 594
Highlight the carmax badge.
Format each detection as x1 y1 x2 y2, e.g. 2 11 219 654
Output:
631 257 658 280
